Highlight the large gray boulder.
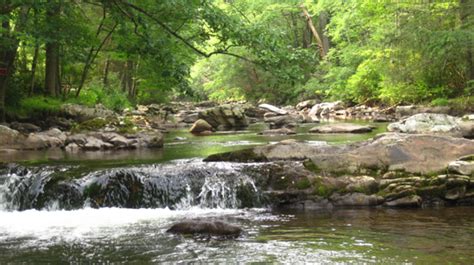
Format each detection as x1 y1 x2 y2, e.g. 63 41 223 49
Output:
308 101 344 120
206 133 474 174
61 103 115 122
388 113 464 136
0 125 19 147
198 104 248 130
23 128 67 150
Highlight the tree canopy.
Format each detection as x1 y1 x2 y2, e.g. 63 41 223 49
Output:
1 0 472 121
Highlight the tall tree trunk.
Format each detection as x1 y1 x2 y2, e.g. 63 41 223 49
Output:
45 1 60 97
103 57 110 87
290 12 299 48
300 5 326 59
0 6 29 122
45 42 59 97
317 11 330 56
29 44 39 96
460 0 473 82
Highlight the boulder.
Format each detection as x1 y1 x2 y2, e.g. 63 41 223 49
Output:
388 113 464 137
384 195 422 207
23 128 66 150
0 125 19 147
206 133 474 175
448 160 474 176
198 104 248 130
9 122 41 133
258 128 297 135
264 115 298 129
330 193 383 206
395 105 452 118
82 137 114 151
308 101 344 120
296 99 318 111
258 104 288 115
61 103 115 122
189 119 213 134
309 123 374 134
133 132 164 148
167 220 242 237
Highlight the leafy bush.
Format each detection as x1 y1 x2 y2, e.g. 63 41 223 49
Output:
18 96 63 117
430 98 449 106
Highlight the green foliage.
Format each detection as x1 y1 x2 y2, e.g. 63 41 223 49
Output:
431 98 450 107
17 96 62 117
2 0 473 120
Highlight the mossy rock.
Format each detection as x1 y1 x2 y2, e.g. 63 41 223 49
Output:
295 177 311 190
204 148 268 162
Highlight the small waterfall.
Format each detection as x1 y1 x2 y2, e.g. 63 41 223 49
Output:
0 160 265 211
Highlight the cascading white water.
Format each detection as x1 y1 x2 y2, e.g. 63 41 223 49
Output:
0 159 264 211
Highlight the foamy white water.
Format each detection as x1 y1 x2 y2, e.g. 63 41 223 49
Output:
0 207 254 243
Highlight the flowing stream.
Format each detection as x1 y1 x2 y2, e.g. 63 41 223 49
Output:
1 122 473 263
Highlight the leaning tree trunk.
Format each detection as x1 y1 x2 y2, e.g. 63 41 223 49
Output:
300 5 326 59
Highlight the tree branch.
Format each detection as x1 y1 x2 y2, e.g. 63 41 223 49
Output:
114 0 260 66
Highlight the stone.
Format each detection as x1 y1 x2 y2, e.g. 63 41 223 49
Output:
22 129 66 150
343 176 378 194
205 133 474 175
198 104 248 130
395 105 452 118
258 128 297 135
448 160 474 176
463 114 474 121
64 143 80 152
330 193 383 206
445 186 466 200
61 103 115 122
167 220 242 237
189 119 213 134
264 115 298 129
9 122 41 133
82 137 114 151
258 104 288 115
459 120 474 139
384 195 422 207
309 123 374 134
0 125 19 147
387 113 463 137
308 101 344 120
296 99 318 111
134 132 164 148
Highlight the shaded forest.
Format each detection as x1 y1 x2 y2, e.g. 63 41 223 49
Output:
1 0 473 122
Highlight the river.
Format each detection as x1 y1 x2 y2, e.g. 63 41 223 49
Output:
1 122 473 264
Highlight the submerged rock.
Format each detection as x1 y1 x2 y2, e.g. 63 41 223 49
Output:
258 128 296 135
309 123 374 134
167 220 242 237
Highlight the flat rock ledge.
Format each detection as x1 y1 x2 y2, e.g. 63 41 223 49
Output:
204 133 474 209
